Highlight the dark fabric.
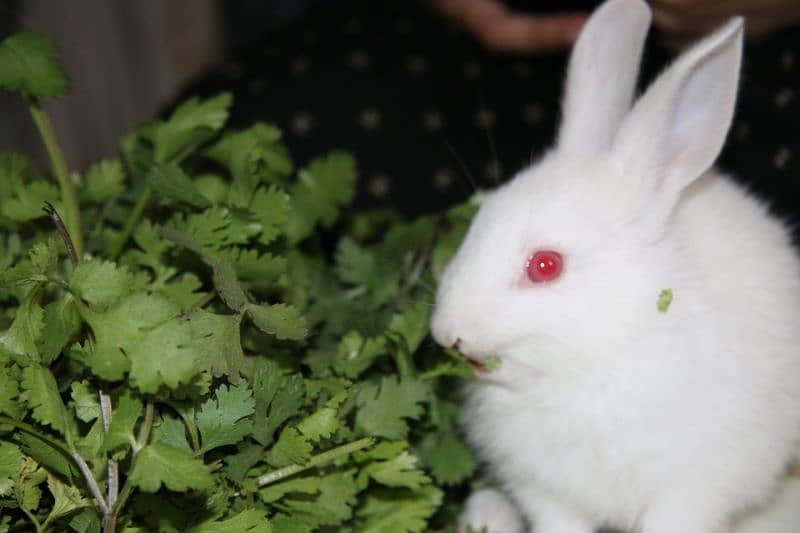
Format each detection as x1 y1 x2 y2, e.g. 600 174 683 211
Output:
184 0 800 238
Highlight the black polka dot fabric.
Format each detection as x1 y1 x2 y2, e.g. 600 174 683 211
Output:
181 0 800 239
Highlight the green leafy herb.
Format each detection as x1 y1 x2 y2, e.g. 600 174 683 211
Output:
0 30 480 533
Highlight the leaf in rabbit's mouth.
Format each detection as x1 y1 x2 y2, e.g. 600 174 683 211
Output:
467 356 501 374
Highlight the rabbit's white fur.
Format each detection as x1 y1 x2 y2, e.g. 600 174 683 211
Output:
431 0 800 532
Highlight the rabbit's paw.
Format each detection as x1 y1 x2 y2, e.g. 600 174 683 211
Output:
458 488 525 533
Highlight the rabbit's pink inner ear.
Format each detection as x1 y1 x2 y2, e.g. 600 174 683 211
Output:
557 0 651 156
611 18 744 208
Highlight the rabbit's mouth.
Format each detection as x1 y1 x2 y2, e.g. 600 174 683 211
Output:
466 356 489 374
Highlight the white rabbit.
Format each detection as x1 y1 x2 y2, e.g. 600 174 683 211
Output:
431 0 800 532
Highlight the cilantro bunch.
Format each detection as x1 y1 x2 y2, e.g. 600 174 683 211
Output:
0 32 481 532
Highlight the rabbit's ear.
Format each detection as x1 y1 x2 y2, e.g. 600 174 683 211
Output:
612 18 743 206
557 0 651 155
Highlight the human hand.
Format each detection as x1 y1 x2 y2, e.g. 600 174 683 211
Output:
651 0 800 50
429 0 588 54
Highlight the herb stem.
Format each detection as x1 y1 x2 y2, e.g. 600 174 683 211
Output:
109 185 151 260
99 389 119 529
72 451 108 513
257 437 375 487
28 100 83 257
111 399 154 522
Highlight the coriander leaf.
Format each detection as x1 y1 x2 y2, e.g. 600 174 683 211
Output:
252 363 304 446
68 508 101 533
212 259 248 311
270 514 313 533
0 364 22 419
69 380 100 423
20 364 73 440
259 476 320 503
417 429 476 486
357 486 443 533
0 32 70 99
249 185 289 246
146 162 211 208
83 158 124 203
388 301 430 355
335 331 387 378
285 151 357 243
16 456 47 511
283 471 358 527
152 93 232 163
0 180 60 221
223 248 286 291
362 451 431 489
266 427 311 467
17 432 76 480
658 288 673 313
0 289 44 361
335 237 399 307
187 509 272 533
130 442 214 492
184 310 245 380
223 441 263 485
195 383 255 453
246 302 307 341
356 377 429 440
0 441 23 497
295 394 343 443
100 391 143 458
151 414 192 452
205 123 291 205
69 259 135 309
45 474 90 523
38 294 81 365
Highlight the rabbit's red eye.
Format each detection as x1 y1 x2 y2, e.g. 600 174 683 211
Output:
526 251 563 283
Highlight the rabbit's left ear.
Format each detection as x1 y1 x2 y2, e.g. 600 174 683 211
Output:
612 18 744 207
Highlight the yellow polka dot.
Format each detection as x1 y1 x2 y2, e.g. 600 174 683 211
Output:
774 147 792 170
464 60 482 79
476 108 496 129
291 113 314 136
368 174 391 198
423 111 444 132
781 50 794 72
433 168 456 190
349 50 369 70
407 56 427 75
775 88 794 108
291 56 310 75
523 103 543 124
485 160 503 181
359 108 382 130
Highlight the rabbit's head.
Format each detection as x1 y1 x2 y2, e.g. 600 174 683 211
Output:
431 0 744 376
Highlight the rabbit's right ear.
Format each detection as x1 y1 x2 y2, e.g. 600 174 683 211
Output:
557 0 651 155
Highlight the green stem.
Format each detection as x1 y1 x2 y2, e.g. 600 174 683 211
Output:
112 399 154 518
28 100 83 257
257 437 375 487
108 185 151 261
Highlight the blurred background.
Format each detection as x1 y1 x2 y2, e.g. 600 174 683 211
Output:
0 0 798 219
